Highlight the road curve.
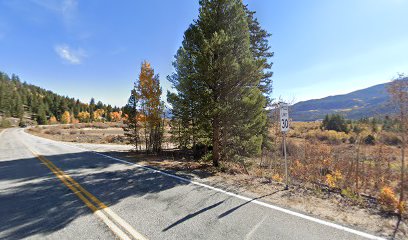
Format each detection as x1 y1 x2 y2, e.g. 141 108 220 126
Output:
0 128 384 240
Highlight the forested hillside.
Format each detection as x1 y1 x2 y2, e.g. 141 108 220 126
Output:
289 80 408 121
0 71 118 125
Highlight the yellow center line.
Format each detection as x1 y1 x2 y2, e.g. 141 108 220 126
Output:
21 141 147 240
40 155 148 240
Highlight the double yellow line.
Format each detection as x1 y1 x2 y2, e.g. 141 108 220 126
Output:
24 144 147 240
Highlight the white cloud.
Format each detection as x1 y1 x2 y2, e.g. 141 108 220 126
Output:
54 44 86 64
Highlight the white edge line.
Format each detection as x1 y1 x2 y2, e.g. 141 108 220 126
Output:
23 129 385 240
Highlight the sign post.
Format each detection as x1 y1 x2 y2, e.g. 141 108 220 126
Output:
280 102 289 190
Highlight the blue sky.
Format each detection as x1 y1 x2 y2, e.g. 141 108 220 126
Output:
0 0 407 107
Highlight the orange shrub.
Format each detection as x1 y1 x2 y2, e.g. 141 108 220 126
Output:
49 116 58 124
272 173 283 182
378 186 399 212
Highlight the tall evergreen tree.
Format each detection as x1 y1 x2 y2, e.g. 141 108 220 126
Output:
89 98 96 121
36 104 47 125
168 0 271 167
123 89 140 150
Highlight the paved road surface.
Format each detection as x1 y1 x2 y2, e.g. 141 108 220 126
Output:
0 128 384 240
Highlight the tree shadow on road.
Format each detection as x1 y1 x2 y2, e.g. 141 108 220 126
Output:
162 200 226 232
218 190 283 219
0 150 198 240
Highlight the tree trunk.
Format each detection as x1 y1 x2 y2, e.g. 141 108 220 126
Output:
399 130 405 211
212 116 220 167
355 139 360 192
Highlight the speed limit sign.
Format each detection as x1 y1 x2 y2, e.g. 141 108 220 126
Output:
280 102 289 132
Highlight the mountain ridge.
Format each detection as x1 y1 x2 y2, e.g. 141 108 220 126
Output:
289 81 403 121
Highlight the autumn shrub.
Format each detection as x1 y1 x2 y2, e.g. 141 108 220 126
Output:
325 170 342 188
272 173 283 182
378 186 399 212
305 129 319 140
308 130 348 144
71 118 79 124
49 116 58 125
290 142 333 184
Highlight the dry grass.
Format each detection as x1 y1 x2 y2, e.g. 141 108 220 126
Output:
27 123 126 144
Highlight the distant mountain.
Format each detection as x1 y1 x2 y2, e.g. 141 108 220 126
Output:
290 80 406 121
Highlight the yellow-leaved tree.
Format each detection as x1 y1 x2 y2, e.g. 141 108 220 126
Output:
138 61 163 153
77 111 91 123
123 61 163 153
110 111 122 122
93 109 105 122
61 111 71 124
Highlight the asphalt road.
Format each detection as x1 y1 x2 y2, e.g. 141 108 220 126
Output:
0 128 384 240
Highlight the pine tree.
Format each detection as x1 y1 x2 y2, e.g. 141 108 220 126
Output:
89 98 96 121
168 0 270 167
123 88 140 150
36 104 47 125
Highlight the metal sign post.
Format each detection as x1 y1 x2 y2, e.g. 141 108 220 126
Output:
280 102 289 190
